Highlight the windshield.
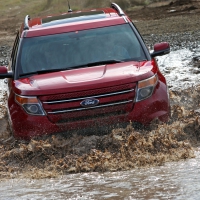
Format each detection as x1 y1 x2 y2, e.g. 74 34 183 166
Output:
17 24 147 77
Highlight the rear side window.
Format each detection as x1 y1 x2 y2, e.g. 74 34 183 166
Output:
17 24 147 78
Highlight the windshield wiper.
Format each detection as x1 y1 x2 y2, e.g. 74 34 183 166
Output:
87 60 123 66
19 60 123 77
67 60 124 70
19 68 67 77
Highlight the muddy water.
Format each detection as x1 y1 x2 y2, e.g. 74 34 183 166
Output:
0 47 200 199
0 150 200 199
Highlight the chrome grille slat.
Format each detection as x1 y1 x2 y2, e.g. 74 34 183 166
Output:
48 100 133 114
43 89 134 104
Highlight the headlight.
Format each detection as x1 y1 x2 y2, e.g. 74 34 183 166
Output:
136 74 158 102
15 94 46 116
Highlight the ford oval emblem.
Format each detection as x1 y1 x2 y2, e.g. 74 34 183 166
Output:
80 98 99 108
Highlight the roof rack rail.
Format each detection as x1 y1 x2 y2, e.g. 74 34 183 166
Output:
111 3 125 16
24 15 30 30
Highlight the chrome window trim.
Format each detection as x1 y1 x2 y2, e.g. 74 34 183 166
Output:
122 16 128 23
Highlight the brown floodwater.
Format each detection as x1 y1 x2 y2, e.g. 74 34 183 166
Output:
0 47 200 199
0 150 200 199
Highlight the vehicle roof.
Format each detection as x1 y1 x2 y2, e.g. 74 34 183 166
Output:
20 7 129 38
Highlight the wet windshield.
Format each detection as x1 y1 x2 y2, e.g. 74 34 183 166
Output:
17 24 146 77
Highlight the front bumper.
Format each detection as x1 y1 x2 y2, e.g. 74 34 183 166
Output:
9 83 170 139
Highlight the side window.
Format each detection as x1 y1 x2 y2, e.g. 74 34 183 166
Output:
10 32 20 71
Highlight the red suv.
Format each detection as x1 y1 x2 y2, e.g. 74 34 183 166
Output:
0 3 170 139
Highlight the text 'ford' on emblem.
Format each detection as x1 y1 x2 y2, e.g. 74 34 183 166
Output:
80 98 99 108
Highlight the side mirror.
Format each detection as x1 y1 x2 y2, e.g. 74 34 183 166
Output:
0 66 13 79
151 42 170 57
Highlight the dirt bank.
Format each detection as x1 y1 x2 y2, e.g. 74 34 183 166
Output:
0 1 200 45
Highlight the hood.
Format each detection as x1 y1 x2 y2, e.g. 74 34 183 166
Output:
13 60 157 96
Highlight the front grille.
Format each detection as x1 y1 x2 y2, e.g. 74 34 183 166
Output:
43 89 134 105
58 108 126 124
48 100 133 114
39 83 136 123
39 84 133 101
48 101 131 124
